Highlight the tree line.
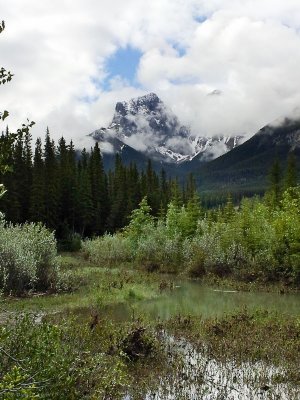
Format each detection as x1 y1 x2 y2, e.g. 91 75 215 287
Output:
0 128 198 240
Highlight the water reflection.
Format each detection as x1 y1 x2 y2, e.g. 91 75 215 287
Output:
109 281 300 321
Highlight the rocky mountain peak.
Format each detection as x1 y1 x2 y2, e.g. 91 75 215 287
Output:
90 93 243 164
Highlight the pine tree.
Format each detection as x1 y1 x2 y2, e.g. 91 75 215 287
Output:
126 162 141 216
185 173 196 202
10 135 25 222
170 178 183 209
285 152 297 189
30 138 45 222
76 148 94 235
267 158 282 207
223 193 235 222
22 131 33 220
107 154 128 231
185 192 202 235
89 142 107 234
44 128 59 228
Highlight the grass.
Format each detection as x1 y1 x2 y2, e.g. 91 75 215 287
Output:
1 251 300 398
0 253 162 315
195 272 300 293
166 309 300 385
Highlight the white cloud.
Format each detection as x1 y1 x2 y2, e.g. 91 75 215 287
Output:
1 0 300 149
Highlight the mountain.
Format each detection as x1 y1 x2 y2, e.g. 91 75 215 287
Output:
90 93 243 168
196 118 300 193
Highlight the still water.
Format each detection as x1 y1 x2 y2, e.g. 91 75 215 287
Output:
109 280 300 321
118 281 300 400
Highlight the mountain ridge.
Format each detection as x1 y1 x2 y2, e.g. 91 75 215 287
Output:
90 93 243 166
196 118 300 192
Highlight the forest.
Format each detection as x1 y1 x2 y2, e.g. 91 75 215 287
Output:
0 128 199 242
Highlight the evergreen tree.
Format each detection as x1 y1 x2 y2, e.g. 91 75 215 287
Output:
185 192 202 235
89 142 107 234
107 154 128 231
267 158 282 207
44 128 59 228
223 193 235 222
126 162 141 216
10 135 24 222
285 152 297 189
76 148 94 235
30 138 45 222
22 131 33 220
185 173 196 202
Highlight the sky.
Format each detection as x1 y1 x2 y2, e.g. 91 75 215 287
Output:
1 0 300 148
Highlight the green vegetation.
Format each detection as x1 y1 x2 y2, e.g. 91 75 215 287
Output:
0 220 59 295
167 309 300 386
83 187 300 286
0 21 35 202
0 313 165 399
1 307 299 399
0 254 162 314
0 129 197 243
1 18 299 400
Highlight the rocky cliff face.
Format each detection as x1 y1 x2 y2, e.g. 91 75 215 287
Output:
90 93 243 164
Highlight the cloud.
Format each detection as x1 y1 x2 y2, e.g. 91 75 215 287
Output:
202 140 228 161
165 137 194 154
1 0 300 149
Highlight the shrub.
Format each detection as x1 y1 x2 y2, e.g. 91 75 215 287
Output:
0 221 59 295
120 322 159 361
135 223 184 273
183 239 206 278
135 223 166 268
82 234 132 266
124 197 154 245
0 314 131 400
54 270 83 293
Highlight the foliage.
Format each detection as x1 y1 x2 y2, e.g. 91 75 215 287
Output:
124 197 154 243
0 220 59 294
0 21 35 194
82 233 133 266
0 130 193 237
167 309 300 388
0 314 163 399
85 185 300 285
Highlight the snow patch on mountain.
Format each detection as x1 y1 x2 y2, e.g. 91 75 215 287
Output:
90 93 243 164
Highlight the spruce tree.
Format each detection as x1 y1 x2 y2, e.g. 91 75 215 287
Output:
30 138 45 222
22 131 33 220
89 142 107 234
107 153 128 231
76 148 94 235
44 128 59 229
266 158 282 207
285 152 297 189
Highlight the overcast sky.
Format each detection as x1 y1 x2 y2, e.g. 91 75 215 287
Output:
1 0 300 147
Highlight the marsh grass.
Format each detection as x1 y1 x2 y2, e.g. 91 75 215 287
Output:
196 272 300 293
0 254 162 316
1 253 299 399
164 309 300 395
0 313 167 400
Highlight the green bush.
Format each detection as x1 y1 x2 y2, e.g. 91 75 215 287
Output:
135 223 166 268
0 314 131 400
135 223 184 272
0 221 59 295
82 187 300 284
82 233 132 266
183 238 206 277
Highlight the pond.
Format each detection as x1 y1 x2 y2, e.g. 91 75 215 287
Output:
118 281 300 400
106 280 300 321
